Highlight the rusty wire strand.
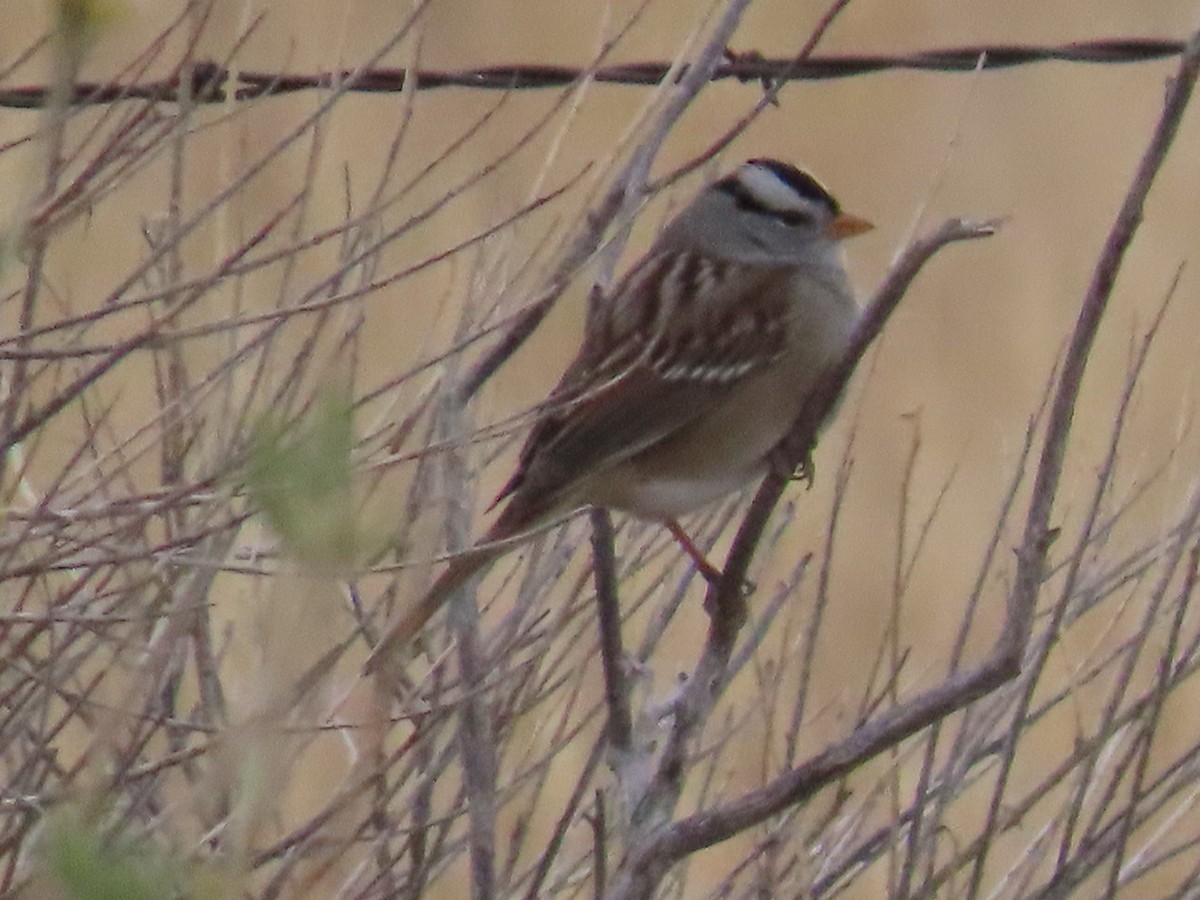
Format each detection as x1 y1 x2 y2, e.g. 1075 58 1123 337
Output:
0 37 1187 109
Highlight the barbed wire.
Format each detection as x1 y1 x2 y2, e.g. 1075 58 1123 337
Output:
0 36 1187 110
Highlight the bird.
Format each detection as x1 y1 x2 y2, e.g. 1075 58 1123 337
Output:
364 158 872 671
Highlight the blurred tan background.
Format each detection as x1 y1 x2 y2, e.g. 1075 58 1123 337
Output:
4 0 1200 895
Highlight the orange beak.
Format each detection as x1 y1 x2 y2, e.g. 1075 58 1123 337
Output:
826 212 874 240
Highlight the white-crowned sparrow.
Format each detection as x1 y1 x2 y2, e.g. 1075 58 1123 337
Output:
365 158 871 669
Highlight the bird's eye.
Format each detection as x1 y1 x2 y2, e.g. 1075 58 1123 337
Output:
773 209 813 227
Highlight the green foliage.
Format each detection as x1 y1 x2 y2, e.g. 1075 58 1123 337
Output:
42 816 189 900
54 0 123 49
244 391 364 571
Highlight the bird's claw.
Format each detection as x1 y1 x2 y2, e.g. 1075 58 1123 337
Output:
768 445 815 487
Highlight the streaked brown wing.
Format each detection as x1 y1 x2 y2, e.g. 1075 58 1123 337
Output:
492 251 791 518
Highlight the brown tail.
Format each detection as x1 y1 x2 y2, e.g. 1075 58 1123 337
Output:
362 494 552 674
362 541 504 674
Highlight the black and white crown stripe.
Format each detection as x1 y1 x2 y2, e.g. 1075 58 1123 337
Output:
716 158 840 226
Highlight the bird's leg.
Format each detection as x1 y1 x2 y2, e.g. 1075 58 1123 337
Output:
664 520 757 611
664 520 723 585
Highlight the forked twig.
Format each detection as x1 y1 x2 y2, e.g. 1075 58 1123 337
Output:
968 20 1200 894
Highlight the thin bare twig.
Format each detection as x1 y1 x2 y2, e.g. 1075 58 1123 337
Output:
590 509 633 756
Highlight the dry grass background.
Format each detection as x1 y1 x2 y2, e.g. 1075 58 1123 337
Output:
3 1 1200 897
